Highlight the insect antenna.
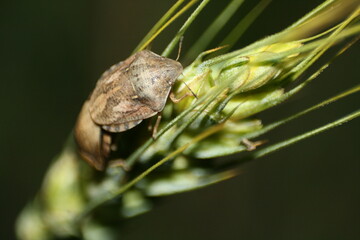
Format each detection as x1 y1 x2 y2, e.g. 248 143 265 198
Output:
181 80 198 99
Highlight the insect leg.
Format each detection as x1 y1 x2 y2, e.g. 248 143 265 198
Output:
108 159 130 171
169 81 198 103
241 138 267 151
151 114 162 139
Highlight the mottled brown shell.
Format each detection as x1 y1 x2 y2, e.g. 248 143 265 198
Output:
74 101 111 171
74 50 183 170
88 50 183 132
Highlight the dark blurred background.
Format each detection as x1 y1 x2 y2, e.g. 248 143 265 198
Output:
1 0 359 239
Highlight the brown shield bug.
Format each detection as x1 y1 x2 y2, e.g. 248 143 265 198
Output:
74 50 183 171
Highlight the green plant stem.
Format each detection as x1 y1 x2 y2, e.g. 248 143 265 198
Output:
250 109 360 159
289 7 360 81
244 85 360 140
286 0 336 29
162 0 211 57
185 0 245 60
296 23 341 43
133 0 186 53
219 0 271 51
136 0 200 52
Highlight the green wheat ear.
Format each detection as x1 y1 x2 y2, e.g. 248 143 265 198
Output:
16 0 360 239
